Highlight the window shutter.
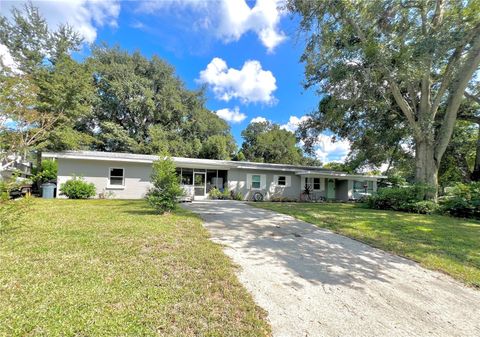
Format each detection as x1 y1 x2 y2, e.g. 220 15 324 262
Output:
286 175 291 187
247 174 252 188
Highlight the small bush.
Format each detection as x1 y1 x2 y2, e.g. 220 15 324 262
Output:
60 177 96 199
209 187 223 199
366 184 436 213
209 188 232 200
410 200 439 214
230 190 243 201
98 189 115 199
34 159 58 184
439 182 480 219
146 155 184 214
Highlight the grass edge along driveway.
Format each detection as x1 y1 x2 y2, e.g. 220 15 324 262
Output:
251 202 480 288
0 199 271 337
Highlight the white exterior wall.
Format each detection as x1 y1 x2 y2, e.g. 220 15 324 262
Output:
227 168 301 201
55 156 381 201
57 158 153 199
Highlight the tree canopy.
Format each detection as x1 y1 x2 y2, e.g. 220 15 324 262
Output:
289 0 480 196
0 3 94 162
88 46 236 159
0 4 237 162
240 121 320 165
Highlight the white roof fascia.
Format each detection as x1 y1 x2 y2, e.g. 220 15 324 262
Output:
234 165 299 172
42 152 233 169
42 152 155 164
295 170 386 180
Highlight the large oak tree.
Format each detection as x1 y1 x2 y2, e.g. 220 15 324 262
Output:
289 0 480 197
88 46 237 159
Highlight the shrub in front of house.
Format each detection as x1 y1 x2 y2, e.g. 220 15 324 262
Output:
146 155 184 214
230 190 243 201
60 177 96 199
33 159 58 184
439 182 480 219
409 200 439 215
366 184 437 214
209 188 232 200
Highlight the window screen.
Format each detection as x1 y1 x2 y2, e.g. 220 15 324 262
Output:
251 175 261 189
109 168 124 186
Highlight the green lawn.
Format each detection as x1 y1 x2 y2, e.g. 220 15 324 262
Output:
252 202 480 288
0 199 270 337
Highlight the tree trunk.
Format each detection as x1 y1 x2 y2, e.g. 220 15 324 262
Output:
415 137 438 199
471 126 480 181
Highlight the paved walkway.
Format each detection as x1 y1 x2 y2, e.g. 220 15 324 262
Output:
183 201 480 337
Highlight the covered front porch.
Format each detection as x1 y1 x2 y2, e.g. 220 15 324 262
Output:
296 170 379 201
175 167 229 200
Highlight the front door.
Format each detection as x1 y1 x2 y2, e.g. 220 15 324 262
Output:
327 178 336 200
193 172 207 200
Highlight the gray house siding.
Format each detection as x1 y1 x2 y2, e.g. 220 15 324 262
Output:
49 151 382 201
227 168 301 201
57 158 153 199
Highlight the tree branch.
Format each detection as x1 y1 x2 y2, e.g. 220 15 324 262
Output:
431 45 463 118
431 0 444 28
407 83 418 113
435 33 480 162
389 80 422 138
465 92 480 105
431 23 480 118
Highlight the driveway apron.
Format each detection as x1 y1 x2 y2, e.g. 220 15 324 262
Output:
183 201 480 337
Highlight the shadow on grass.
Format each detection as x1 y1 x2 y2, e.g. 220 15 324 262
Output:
253 202 480 287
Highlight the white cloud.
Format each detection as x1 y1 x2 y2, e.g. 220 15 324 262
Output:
137 0 286 52
2 0 121 44
217 0 286 52
250 116 268 123
314 134 351 164
198 57 277 104
280 115 311 132
215 107 246 123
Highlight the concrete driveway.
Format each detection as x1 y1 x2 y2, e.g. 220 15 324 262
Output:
182 201 480 337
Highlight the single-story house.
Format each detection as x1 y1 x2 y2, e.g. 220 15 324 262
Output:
43 151 386 201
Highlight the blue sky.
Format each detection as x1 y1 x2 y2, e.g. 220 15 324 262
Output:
0 0 351 163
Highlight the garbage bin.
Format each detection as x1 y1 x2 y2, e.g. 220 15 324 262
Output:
41 183 56 199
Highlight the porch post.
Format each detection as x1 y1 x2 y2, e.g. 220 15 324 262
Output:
347 179 353 200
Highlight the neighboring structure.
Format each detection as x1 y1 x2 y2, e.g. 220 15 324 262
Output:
43 151 385 201
1 154 32 180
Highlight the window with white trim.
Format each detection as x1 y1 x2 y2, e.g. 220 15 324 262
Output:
109 168 125 186
251 175 261 189
305 177 321 190
277 176 286 186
